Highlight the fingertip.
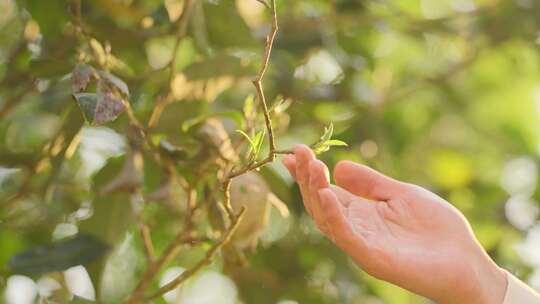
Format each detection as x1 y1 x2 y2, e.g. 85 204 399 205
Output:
309 159 330 183
282 155 297 179
294 144 314 159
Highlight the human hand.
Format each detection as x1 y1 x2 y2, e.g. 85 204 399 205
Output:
282 145 507 304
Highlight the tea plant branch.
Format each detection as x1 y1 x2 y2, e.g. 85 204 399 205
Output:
147 0 196 129
143 207 246 302
219 0 289 220
0 82 34 119
136 2 285 300
252 0 278 157
131 190 156 263
127 185 198 303
169 0 196 83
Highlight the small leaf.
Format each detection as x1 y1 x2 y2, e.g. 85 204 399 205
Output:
72 63 96 93
313 144 330 154
73 92 98 124
271 97 292 114
325 139 348 147
311 123 347 154
98 70 129 96
7 234 109 275
252 129 266 158
320 123 334 143
73 90 125 125
236 129 256 151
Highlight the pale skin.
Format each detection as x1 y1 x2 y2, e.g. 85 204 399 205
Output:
282 145 508 304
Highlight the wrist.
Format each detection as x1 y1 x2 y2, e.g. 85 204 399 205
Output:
438 247 507 304
457 252 507 304
474 258 507 304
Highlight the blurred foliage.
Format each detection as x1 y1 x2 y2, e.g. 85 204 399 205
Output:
1 0 540 303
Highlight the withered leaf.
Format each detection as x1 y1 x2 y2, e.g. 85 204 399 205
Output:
94 92 125 125
73 92 98 123
72 63 96 93
98 70 130 96
73 90 125 125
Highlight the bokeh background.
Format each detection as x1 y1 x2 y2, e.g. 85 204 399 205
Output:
1 0 540 303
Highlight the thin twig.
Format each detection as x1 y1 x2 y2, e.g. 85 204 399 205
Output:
143 207 246 301
169 0 195 83
126 229 191 303
222 179 234 220
135 2 281 301
131 190 156 263
0 82 34 119
147 0 196 130
126 182 198 303
139 222 155 262
224 0 280 181
218 0 280 233
253 0 278 157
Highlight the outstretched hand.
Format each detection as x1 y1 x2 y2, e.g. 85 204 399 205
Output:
282 145 507 304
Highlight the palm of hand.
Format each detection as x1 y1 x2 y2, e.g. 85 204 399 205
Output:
339 187 480 295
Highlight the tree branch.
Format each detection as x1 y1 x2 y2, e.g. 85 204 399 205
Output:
126 182 197 303
131 190 156 263
253 0 278 158
143 207 246 302
147 0 196 130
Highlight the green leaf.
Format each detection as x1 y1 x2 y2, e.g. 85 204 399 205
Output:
73 90 125 125
312 144 330 154
73 93 98 123
7 234 109 275
320 123 334 143
325 139 348 147
252 129 266 158
270 97 293 114
236 129 266 161
236 129 256 151
311 123 347 154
